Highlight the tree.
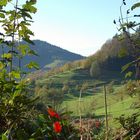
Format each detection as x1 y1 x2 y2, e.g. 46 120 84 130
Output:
0 0 38 139
0 1 80 139
114 0 140 79
90 60 102 77
113 1 140 139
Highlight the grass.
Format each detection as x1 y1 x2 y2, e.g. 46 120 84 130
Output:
61 85 139 128
37 68 117 92
45 60 66 69
35 67 139 128
62 91 137 116
37 68 138 118
95 96 136 117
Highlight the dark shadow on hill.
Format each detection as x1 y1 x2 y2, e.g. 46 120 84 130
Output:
70 69 93 81
71 68 125 84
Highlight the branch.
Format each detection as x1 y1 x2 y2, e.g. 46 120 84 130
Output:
131 129 140 140
131 57 140 65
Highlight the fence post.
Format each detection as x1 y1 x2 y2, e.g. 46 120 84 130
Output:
104 85 109 140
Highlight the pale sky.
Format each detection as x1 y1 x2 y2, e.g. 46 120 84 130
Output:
25 0 140 56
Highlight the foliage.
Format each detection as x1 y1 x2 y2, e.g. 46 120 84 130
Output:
76 119 105 139
0 0 38 139
116 113 140 139
0 1 79 139
112 1 140 139
89 34 134 78
114 0 140 79
29 107 79 140
124 80 140 97
90 60 102 77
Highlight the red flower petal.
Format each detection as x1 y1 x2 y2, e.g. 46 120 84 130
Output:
47 108 56 117
54 113 60 119
47 108 60 119
53 121 62 133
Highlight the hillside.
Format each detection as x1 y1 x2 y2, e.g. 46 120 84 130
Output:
0 40 84 71
29 34 140 139
37 34 134 83
31 34 136 99
23 40 84 70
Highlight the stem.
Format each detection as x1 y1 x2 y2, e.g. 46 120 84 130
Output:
120 2 124 24
2 44 4 63
104 85 108 140
131 129 140 140
10 0 19 73
79 89 82 128
79 89 83 140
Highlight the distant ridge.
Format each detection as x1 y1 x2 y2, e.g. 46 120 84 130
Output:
18 39 85 70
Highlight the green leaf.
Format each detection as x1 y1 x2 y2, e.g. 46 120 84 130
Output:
23 37 34 45
17 44 30 56
118 48 128 58
20 21 31 26
0 0 7 6
26 29 34 36
125 71 133 78
2 53 12 59
0 61 4 69
31 128 43 138
1 130 9 140
28 49 38 56
0 13 5 18
21 11 32 19
29 0 36 4
10 71 21 79
121 62 133 72
131 2 140 10
23 3 37 13
2 134 8 140
121 63 131 72
9 10 16 21
26 61 39 69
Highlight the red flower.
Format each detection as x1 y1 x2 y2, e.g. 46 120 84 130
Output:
54 113 60 119
53 121 62 133
47 108 60 119
47 108 56 117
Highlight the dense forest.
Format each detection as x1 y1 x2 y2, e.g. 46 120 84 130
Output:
0 0 140 140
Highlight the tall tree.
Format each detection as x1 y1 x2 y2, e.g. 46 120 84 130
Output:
0 0 38 139
114 0 140 79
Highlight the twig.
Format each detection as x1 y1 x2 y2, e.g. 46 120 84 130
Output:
131 129 140 140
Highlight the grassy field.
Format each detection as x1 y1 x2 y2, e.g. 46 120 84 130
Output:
36 68 138 117
62 92 137 117
37 68 123 91
35 68 139 128
61 85 139 128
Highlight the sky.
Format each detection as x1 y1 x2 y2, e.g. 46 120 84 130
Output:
29 0 138 56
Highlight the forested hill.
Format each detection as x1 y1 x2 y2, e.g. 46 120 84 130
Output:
89 34 135 78
0 40 84 70
24 40 84 69
43 34 135 82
